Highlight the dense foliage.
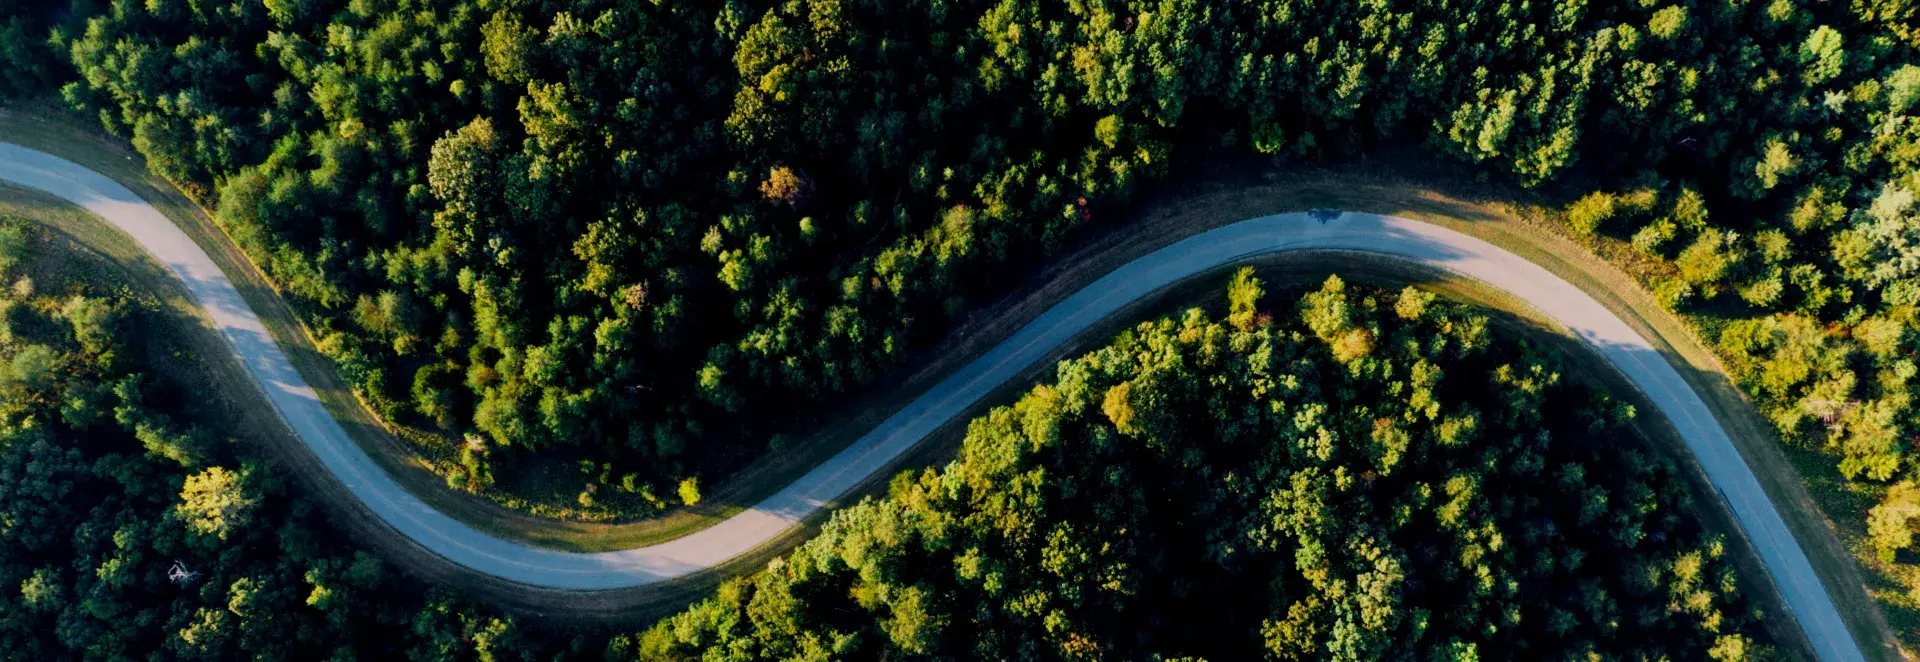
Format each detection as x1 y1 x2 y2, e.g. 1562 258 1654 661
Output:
0 0 70 96
0 211 1782 658
629 275 1773 660
9 0 1920 629
0 218 576 659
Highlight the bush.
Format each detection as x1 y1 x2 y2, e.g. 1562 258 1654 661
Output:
1739 270 1786 308
1677 229 1746 298
1631 220 1678 256
1565 192 1618 238
7 344 58 390
0 224 27 274
1654 278 1695 311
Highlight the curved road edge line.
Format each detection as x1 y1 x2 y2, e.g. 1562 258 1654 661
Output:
0 143 1861 661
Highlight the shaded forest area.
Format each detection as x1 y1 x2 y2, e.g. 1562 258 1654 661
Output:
2 0 1916 530
0 216 578 659
0 231 1784 658
630 275 1774 660
5 0 1920 635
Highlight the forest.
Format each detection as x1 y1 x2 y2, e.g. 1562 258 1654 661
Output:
0 234 1782 657
0 217 576 658
0 0 1909 536
627 274 1774 660
2 0 1919 649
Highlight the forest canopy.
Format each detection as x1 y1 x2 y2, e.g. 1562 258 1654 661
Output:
628 274 1774 660
3 0 1908 516
0 210 1781 658
5 0 1920 644
0 216 569 660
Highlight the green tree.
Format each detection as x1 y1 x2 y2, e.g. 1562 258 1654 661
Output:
1565 192 1617 238
1676 229 1746 298
7 344 59 390
1227 266 1264 331
1798 26 1846 86
1867 482 1920 562
0 224 27 274
176 466 258 542
1833 181 1920 289
677 477 702 506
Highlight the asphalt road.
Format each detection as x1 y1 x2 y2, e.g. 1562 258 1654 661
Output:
0 143 1863 660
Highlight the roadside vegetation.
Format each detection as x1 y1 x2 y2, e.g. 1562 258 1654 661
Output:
630 274 1776 660
0 229 1784 657
0 213 576 659
4 0 1919 652
0 0 1912 535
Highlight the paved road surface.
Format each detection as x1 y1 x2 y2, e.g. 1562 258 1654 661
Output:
0 143 1862 660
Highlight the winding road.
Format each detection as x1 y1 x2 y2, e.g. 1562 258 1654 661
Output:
0 142 1865 660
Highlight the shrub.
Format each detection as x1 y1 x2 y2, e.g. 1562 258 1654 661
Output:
1565 192 1618 238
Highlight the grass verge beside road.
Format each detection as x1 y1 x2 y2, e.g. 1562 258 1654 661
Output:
0 183 293 447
